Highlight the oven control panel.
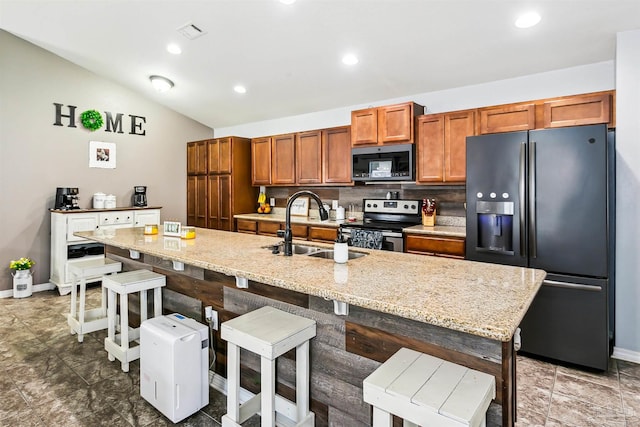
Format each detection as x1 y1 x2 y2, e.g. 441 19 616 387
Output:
363 199 421 215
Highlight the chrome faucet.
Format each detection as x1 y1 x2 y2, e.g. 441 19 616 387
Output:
278 190 329 256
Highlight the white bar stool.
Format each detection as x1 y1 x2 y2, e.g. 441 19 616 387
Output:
103 270 166 372
363 348 495 427
67 258 122 343
221 306 316 427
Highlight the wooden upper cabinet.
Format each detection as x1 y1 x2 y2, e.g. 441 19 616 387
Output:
378 102 415 144
187 140 208 175
479 103 535 134
323 126 352 184
272 133 296 185
208 137 232 174
543 93 611 128
416 115 445 183
351 108 378 146
296 130 322 184
416 110 475 184
351 102 424 146
251 137 272 185
445 110 475 183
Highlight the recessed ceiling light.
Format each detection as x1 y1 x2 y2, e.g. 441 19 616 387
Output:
234 85 247 94
280 0 296 4
342 54 359 66
515 11 541 28
167 43 182 55
149 75 174 92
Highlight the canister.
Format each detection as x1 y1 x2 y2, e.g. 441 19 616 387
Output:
105 194 116 209
93 192 106 209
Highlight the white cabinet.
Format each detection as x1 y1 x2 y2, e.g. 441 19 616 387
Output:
134 211 160 227
50 208 161 295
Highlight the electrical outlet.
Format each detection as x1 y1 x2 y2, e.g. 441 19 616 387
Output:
210 310 219 331
205 306 213 320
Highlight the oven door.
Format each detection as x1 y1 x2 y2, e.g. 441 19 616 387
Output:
341 227 403 252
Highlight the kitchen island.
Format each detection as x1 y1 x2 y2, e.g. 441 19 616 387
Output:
76 227 545 426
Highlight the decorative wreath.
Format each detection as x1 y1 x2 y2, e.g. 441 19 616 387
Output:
80 109 104 131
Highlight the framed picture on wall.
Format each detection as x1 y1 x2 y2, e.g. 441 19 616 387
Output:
89 141 116 169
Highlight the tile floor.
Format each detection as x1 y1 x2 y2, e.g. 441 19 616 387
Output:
1 288 639 427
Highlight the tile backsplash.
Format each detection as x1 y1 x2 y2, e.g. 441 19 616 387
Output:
265 184 466 217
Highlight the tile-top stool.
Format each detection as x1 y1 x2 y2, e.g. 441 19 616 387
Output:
363 347 496 427
221 306 316 427
67 257 122 343
103 269 166 372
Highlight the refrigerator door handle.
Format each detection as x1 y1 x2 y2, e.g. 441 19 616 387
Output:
529 141 537 258
519 142 526 255
543 279 602 292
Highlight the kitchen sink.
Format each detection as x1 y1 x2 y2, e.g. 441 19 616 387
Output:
262 243 322 255
307 250 367 260
262 243 367 260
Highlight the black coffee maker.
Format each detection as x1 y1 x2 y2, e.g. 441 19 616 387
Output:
133 186 147 207
55 187 80 210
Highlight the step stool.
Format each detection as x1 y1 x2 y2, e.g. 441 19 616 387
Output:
363 348 495 427
67 258 122 343
103 270 166 372
221 306 316 427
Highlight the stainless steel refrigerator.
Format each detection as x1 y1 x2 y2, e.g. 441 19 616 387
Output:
465 124 615 370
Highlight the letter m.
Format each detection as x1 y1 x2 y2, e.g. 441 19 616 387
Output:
105 112 124 133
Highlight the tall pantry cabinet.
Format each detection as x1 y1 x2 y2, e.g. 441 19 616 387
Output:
187 137 256 231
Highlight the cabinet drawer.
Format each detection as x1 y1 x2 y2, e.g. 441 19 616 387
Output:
308 226 337 242
405 234 465 257
257 221 282 236
291 224 308 239
99 211 133 227
236 219 257 234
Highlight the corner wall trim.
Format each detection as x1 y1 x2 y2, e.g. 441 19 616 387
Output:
612 347 640 364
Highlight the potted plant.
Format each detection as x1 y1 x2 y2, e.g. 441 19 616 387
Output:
9 257 35 298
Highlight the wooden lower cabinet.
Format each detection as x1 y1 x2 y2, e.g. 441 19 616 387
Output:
308 226 338 243
236 219 332 242
404 234 465 259
236 219 257 234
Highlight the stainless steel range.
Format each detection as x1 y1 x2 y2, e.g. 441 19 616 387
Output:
340 199 422 252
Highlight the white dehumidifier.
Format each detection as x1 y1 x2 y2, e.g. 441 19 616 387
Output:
140 313 209 423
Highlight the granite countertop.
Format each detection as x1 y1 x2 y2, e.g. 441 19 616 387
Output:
77 227 544 342
403 224 466 238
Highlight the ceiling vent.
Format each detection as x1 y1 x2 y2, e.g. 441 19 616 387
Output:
176 22 207 40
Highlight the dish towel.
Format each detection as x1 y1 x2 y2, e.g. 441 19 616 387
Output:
350 229 383 250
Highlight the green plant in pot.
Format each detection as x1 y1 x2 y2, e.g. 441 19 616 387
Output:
9 257 35 271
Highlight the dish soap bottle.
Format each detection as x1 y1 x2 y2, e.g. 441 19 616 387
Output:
334 229 348 264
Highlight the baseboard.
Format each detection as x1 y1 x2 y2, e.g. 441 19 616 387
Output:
612 346 640 364
0 282 56 299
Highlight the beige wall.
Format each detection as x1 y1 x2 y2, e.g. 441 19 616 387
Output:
0 30 213 292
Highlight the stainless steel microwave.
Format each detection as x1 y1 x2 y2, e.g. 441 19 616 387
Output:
351 143 415 182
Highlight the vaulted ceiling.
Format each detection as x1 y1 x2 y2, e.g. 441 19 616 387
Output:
1 0 639 129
